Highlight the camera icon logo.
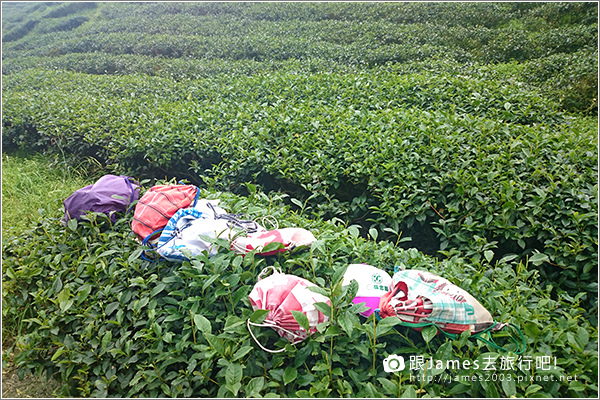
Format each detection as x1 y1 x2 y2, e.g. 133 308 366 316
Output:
383 354 405 372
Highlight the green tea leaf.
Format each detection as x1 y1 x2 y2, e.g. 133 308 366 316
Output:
347 226 360 239
501 375 516 397
375 316 401 336
291 310 310 333
313 302 332 318
57 288 73 312
569 380 586 392
52 276 63 295
368 227 378 242
204 333 225 356
457 329 471 348
576 326 589 348
101 331 112 351
307 286 329 297
67 218 78 232
401 385 417 398
339 310 358 337
529 252 549 266
377 377 398 396
249 309 270 324
245 376 264 397
76 284 92 304
421 325 438 343
296 373 315 387
51 347 68 362
484 250 494 263
232 345 253 362
291 198 303 209
524 322 540 337
261 241 285 254
331 265 349 288
193 314 212 335
283 366 298 385
226 363 243 396
525 384 543 396
150 283 166 297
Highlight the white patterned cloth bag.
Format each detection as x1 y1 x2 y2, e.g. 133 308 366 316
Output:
154 199 262 262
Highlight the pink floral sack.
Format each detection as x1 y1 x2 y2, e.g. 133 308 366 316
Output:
247 267 330 352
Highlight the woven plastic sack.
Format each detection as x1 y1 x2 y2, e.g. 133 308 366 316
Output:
376 266 527 354
232 227 316 256
63 174 139 223
152 199 262 262
131 184 199 241
342 263 392 317
247 267 330 352
378 267 503 334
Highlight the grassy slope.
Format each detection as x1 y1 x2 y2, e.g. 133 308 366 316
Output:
1 153 91 240
2 153 92 398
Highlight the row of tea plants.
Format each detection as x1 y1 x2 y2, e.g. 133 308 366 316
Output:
2 2 597 114
2 67 597 302
2 182 597 397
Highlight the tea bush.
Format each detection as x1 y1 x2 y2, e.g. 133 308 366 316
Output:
519 48 599 116
2 182 597 397
2 67 596 300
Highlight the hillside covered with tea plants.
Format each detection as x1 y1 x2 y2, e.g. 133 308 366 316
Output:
2 2 598 398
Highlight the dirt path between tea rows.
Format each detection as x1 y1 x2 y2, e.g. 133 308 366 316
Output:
2 340 60 398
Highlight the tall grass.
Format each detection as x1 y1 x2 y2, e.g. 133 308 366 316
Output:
1 152 92 240
1 151 92 398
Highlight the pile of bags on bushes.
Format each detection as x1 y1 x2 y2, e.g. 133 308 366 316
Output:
130 183 317 261
63 176 526 355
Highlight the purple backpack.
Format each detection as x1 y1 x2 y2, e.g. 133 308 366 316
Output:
63 175 140 223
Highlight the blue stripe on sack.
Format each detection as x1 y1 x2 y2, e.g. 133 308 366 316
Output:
155 208 206 261
162 252 189 262
192 186 201 207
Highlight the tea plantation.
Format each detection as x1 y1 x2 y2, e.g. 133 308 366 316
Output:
2 2 598 398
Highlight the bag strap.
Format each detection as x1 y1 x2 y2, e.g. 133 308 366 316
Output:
247 319 305 353
257 215 279 230
373 309 526 354
141 213 215 262
471 322 527 355
141 229 163 247
140 228 164 262
206 202 264 234
192 186 201 207
258 266 282 281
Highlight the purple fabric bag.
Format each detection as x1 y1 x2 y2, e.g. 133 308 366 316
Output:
63 175 140 223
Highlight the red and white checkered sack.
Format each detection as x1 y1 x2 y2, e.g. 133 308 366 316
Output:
247 267 330 352
378 268 501 334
